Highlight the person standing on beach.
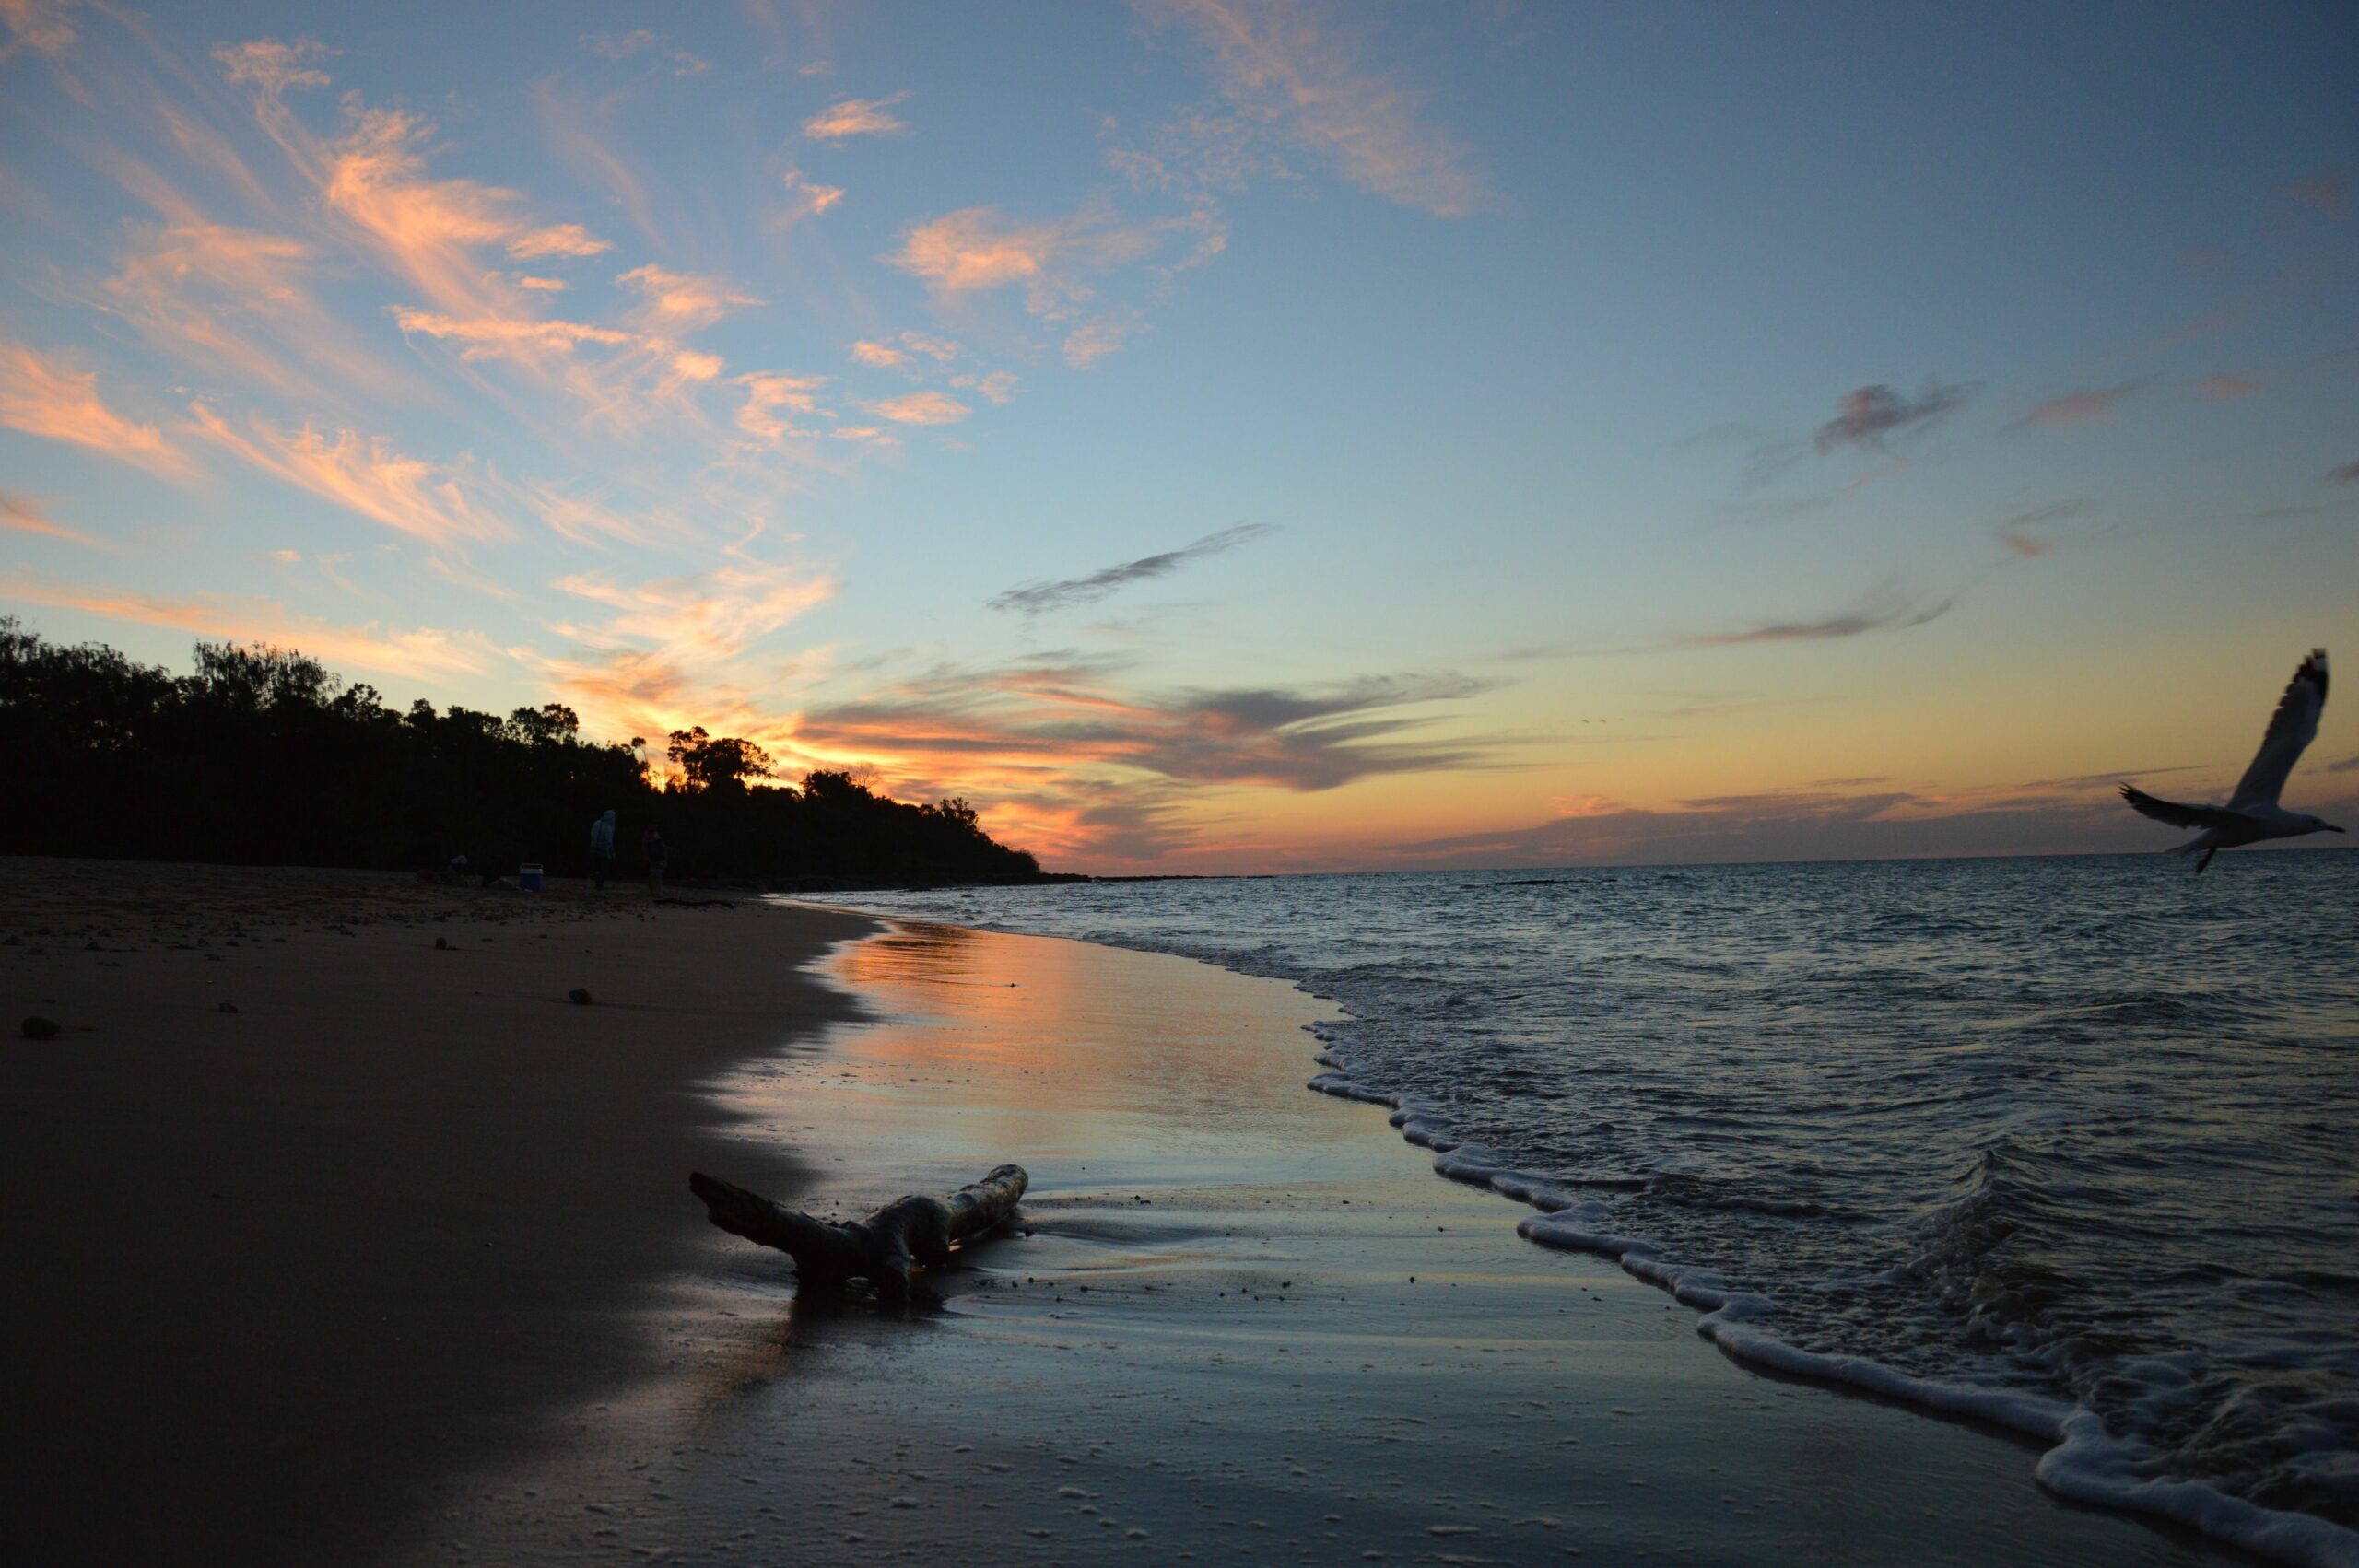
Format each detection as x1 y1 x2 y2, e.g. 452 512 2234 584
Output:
642 824 668 898
588 810 616 891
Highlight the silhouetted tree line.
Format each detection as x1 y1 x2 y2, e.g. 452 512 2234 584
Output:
0 619 1042 885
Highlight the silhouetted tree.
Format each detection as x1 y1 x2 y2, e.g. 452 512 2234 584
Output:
0 618 1043 885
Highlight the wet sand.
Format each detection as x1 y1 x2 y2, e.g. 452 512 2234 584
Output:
435 919 2248 1567
0 859 870 1566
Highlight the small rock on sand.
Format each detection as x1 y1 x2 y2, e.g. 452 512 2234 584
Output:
20 1016 61 1040
568 988 593 1005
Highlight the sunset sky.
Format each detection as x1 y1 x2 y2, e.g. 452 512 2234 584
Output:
4 0 2354 872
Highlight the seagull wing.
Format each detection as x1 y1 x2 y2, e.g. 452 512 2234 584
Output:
2227 649 2329 811
2119 784 2242 831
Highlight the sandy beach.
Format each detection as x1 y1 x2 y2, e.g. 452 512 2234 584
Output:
0 864 2269 1564
0 860 870 1565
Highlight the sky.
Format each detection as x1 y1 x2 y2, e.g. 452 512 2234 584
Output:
2 0 2355 873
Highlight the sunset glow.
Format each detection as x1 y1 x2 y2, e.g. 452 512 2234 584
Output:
4 2 2353 871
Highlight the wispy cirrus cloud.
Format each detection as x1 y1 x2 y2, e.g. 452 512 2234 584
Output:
802 92 910 142
188 404 508 549
1813 380 1974 454
0 488 100 547
0 339 196 480
218 45 611 320
990 521 1277 615
1135 0 1493 217
2006 378 2154 432
2325 460 2359 485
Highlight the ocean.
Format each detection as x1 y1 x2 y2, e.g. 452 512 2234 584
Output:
829 850 2359 1556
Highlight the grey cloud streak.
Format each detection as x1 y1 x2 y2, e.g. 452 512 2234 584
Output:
1680 585 1952 647
1813 380 1974 454
989 521 1277 615
797 660 1501 793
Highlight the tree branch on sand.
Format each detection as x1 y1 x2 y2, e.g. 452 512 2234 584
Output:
687 1164 1028 1299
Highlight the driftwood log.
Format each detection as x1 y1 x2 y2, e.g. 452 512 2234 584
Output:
688 1164 1027 1299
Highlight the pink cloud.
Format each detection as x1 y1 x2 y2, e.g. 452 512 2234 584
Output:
886 204 1181 319
779 169 845 228
2195 374 2261 401
0 340 196 480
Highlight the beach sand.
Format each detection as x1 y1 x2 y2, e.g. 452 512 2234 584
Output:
0 859 870 1566
425 918 2244 1568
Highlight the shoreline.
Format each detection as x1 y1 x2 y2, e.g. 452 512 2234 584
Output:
437 913 2247 1567
806 888 2359 1568
0 858 874 1566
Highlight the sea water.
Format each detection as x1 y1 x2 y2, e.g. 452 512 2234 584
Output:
832 852 2359 1562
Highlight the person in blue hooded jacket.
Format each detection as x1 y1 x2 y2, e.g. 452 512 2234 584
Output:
588 810 616 890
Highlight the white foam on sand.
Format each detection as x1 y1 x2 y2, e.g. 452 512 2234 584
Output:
1304 1036 2359 1568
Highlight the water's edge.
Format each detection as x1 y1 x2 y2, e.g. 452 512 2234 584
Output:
792 894 2359 1568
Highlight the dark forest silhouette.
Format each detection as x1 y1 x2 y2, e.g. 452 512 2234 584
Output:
0 618 1043 887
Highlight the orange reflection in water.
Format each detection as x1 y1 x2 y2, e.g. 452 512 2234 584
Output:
809 920 1347 1181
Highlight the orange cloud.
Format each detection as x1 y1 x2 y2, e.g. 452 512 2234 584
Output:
516 275 569 292
0 340 196 480
0 571 499 682
1140 0 1493 217
188 404 508 548
391 309 635 361
2195 374 2261 401
1997 530 2051 558
212 36 333 94
860 390 971 426
802 93 910 142
851 339 908 368
506 223 610 260
220 49 612 321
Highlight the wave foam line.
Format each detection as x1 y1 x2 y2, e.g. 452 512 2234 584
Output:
1306 1059 2359 1568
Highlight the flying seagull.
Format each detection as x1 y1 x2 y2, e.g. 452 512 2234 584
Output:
2121 649 2341 873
